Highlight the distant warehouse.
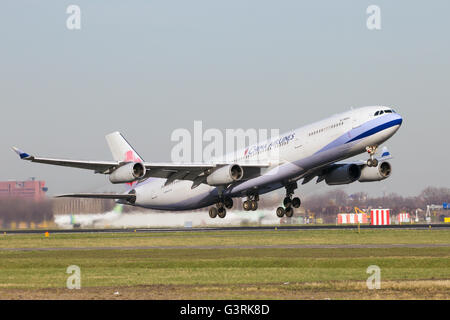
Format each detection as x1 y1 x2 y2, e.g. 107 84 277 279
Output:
0 178 48 200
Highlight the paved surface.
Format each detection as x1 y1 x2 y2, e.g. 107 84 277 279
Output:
1 223 449 235
2 243 450 251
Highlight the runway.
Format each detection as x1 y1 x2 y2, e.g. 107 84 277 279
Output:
2 243 450 252
2 223 450 235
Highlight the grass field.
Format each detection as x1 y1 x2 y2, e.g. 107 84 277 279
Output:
0 229 449 299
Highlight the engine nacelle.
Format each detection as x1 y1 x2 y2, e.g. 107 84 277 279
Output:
109 162 146 184
206 164 243 186
359 161 392 182
325 164 361 185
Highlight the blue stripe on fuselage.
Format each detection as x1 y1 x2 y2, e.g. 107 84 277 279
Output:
314 115 402 155
346 118 402 143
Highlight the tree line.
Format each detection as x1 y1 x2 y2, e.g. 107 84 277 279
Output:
303 186 450 223
0 186 448 227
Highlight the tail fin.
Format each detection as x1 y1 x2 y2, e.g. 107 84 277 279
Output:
113 203 124 215
105 132 144 162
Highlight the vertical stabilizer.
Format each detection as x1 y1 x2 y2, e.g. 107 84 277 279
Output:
105 132 144 162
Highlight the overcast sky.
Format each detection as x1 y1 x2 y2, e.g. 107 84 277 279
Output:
1 1 449 198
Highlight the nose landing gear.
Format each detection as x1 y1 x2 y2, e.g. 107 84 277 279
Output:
366 146 379 167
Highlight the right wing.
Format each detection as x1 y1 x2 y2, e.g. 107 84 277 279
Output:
301 146 393 185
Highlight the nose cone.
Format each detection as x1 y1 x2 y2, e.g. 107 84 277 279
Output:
388 112 403 136
394 112 403 126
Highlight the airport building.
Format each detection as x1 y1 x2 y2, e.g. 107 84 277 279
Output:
0 178 48 200
0 179 52 229
53 198 114 215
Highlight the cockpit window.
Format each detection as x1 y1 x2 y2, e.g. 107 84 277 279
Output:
375 109 396 116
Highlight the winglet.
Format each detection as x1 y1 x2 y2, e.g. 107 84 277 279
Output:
380 146 391 158
11 147 32 160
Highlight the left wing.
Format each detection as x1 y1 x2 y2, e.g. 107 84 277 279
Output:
12 147 119 173
12 147 270 185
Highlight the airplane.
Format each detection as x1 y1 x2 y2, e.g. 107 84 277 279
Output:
12 106 402 219
54 203 124 229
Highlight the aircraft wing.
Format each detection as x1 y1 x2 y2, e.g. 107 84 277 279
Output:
301 146 393 185
12 147 119 173
142 162 270 182
12 147 270 183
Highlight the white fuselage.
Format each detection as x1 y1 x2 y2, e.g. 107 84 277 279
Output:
130 106 402 210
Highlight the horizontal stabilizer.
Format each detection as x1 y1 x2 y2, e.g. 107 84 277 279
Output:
55 193 136 202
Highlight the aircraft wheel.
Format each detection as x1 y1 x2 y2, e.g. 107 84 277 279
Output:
285 207 294 218
243 201 251 211
218 207 226 218
250 200 258 211
292 197 301 208
283 197 292 208
216 202 224 209
224 197 233 209
276 207 285 218
372 159 378 167
209 207 218 218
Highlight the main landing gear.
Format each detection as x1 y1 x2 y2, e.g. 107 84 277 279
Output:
243 194 259 212
209 197 233 219
366 146 379 167
276 183 301 218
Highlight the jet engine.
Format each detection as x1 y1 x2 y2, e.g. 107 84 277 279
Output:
206 164 243 186
109 162 146 184
325 164 361 185
359 161 392 182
